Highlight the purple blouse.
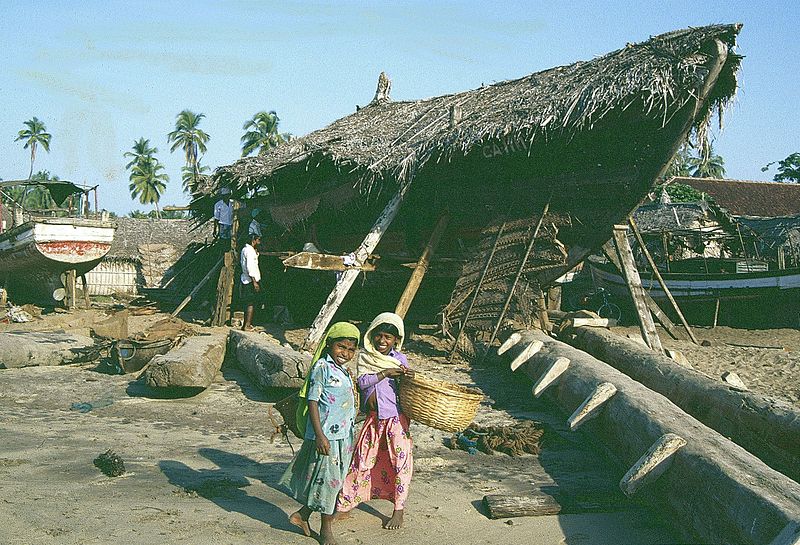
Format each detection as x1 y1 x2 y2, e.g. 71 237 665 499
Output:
357 349 409 420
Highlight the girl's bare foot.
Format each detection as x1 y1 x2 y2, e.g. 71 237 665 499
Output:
289 511 311 537
384 509 404 529
320 513 338 545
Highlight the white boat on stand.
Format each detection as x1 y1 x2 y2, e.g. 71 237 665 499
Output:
0 217 116 304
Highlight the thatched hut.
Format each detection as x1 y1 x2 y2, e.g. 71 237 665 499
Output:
86 218 213 296
196 24 742 346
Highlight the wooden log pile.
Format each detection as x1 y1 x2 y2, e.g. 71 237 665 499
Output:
500 329 800 545
569 325 800 483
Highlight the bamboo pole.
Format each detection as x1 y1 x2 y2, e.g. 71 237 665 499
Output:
394 213 449 319
301 181 412 351
448 221 507 361
629 217 699 345
482 200 550 360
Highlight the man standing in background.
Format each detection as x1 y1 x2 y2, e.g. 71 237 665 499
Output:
240 232 262 331
213 187 234 241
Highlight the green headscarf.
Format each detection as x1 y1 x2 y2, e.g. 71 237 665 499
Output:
295 321 361 438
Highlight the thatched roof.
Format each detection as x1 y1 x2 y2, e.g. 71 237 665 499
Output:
672 177 800 218
106 218 213 261
201 23 741 223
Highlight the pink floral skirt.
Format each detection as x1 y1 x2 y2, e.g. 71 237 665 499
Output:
337 412 413 512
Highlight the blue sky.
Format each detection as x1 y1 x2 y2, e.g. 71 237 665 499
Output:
1 1 798 215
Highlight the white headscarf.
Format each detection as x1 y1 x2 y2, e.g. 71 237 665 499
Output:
356 312 405 377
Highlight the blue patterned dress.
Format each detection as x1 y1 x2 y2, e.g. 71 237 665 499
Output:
280 355 356 514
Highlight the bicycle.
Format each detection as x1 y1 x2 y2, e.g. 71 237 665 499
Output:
575 287 622 322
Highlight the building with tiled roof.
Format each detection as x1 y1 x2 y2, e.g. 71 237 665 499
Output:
669 177 800 218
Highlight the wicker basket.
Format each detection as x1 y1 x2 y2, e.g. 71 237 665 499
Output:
399 374 483 433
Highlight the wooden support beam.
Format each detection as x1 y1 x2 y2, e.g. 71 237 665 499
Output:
629 217 699 345
212 200 240 327
302 181 412 351
80 274 90 309
65 269 76 310
282 252 376 272
532 356 569 398
568 382 617 430
395 213 449 319
601 241 683 341
619 433 686 497
497 332 522 356
611 225 663 354
510 340 544 371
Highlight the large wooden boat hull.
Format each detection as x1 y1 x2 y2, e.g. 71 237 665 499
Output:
0 218 116 302
588 255 800 302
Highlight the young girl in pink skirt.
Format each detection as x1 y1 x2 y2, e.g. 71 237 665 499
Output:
336 312 414 529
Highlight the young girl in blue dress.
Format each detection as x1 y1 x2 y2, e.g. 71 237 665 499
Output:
281 321 360 545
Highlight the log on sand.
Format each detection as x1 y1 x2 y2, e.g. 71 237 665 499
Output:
142 331 228 390
504 329 800 545
229 330 310 389
0 330 97 369
569 325 800 483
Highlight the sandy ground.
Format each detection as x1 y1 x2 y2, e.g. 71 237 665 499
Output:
611 324 800 406
0 311 680 545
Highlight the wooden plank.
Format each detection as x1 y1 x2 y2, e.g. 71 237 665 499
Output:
282 251 376 272
629 217 699 345
601 241 682 341
612 225 663 354
483 491 627 519
302 180 412 351
395 213 449 318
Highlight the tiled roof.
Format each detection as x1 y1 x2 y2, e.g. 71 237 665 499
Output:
671 177 800 217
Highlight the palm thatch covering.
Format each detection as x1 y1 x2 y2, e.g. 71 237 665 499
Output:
196 23 742 332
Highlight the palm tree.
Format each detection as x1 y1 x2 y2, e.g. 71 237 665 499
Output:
124 138 158 170
15 117 52 179
689 143 726 179
129 157 168 218
167 110 210 194
241 110 287 157
181 163 210 194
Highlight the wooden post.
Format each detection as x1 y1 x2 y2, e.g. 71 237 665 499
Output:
601 241 682 340
629 218 699 345
611 225 663 354
448 220 507 361
212 201 240 326
713 297 721 328
302 181 412 351
80 274 90 309
483 201 550 358
65 269 76 310
394 213 449 319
